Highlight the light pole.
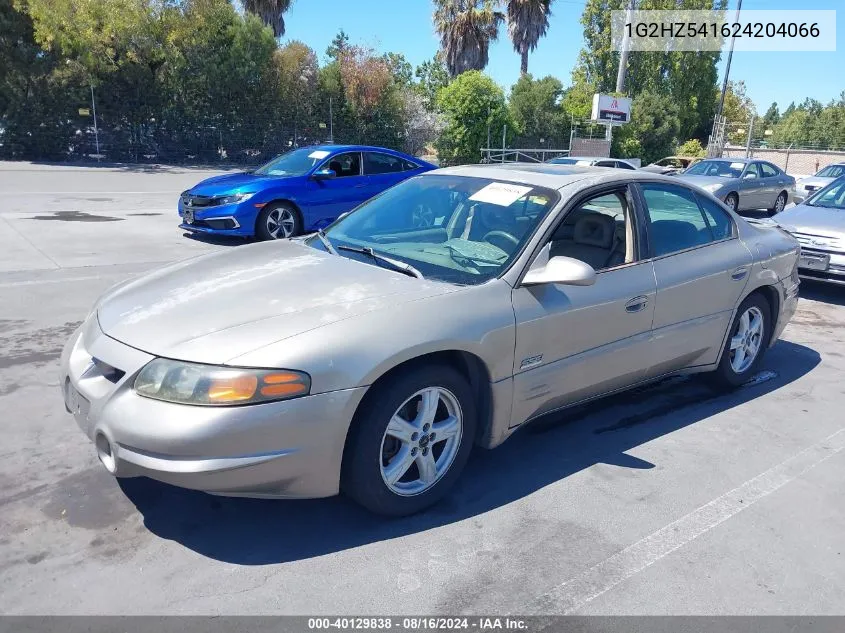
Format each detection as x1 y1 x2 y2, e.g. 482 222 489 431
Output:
90 84 100 160
615 0 636 94
716 0 743 122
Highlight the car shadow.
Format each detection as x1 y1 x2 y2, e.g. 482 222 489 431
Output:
799 279 845 307
119 339 820 565
182 232 250 247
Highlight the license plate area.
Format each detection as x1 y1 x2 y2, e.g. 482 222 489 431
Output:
64 378 90 420
798 251 830 271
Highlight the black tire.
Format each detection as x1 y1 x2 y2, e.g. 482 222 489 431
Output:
724 192 739 212
768 191 787 216
255 202 301 241
707 293 772 389
342 364 477 516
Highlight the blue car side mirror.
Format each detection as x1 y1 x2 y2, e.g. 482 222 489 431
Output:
312 169 336 180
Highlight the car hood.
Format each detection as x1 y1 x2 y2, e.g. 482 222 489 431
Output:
776 203 845 237
640 165 673 174
189 172 298 196
97 240 459 365
797 176 834 189
676 175 731 189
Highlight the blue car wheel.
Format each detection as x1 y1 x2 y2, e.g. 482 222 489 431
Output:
256 202 302 241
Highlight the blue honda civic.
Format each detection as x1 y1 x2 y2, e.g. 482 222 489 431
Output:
178 145 436 240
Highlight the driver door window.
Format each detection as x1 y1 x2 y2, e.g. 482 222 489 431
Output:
323 152 362 178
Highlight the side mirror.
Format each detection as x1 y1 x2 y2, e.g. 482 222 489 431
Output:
312 169 336 180
742 172 756 180
522 253 597 287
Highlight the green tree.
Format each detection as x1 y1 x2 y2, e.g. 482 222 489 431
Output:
274 41 319 142
325 28 349 63
574 0 724 140
677 138 706 157
436 70 510 165
383 52 414 87
433 0 504 78
415 54 450 109
506 0 552 75
509 74 566 145
614 91 680 164
240 0 293 38
762 102 780 131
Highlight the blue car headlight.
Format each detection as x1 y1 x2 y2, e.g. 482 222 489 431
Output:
216 192 256 205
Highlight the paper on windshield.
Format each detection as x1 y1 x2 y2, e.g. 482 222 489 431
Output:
308 150 330 159
469 182 532 207
730 162 745 170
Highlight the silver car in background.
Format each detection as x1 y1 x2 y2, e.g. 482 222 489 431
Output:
794 163 845 203
547 156 638 170
773 176 845 285
61 165 800 516
678 157 795 214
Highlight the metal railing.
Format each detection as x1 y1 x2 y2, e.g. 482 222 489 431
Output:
479 148 570 164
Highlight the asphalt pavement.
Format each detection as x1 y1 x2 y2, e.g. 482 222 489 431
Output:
0 162 843 615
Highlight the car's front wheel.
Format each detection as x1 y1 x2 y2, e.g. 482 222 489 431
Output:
342 364 476 516
768 191 787 215
708 293 772 389
256 203 301 240
724 192 739 212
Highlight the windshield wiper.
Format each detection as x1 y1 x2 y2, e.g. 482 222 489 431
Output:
315 229 337 255
337 245 424 279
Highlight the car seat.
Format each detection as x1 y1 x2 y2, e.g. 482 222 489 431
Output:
551 213 616 270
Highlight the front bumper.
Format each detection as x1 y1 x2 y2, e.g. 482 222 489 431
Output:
178 199 256 237
60 316 367 498
796 248 845 286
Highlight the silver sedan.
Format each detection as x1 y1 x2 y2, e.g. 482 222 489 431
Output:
678 157 795 214
772 175 845 285
62 165 800 515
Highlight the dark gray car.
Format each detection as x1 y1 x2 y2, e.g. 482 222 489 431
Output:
678 158 795 214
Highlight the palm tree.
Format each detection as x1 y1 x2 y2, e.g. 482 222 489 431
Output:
433 0 505 78
241 0 293 38
506 0 553 75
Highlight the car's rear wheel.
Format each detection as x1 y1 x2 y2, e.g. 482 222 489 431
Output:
342 364 476 516
708 293 772 389
256 203 301 240
724 192 739 212
769 191 787 215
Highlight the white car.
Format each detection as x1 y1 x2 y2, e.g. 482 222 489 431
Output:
794 163 845 203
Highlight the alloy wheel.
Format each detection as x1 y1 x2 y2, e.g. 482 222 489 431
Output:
266 207 296 239
729 306 764 374
379 386 463 496
725 195 737 211
775 193 786 213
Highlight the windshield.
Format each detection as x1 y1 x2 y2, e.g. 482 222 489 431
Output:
313 175 559 285
806 177 845 209
549 157 593 166
253 147 332 176
685 160 745 178
816 164 845 179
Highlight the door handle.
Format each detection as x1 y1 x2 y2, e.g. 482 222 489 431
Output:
731 267 748 281
625 296 649 313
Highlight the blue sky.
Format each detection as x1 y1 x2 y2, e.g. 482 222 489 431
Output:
280 0 844 114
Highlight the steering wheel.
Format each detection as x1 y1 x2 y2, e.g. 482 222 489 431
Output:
482 230 519 252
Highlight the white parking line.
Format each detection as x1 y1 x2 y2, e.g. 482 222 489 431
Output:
0 276 107 288
518 427 845 615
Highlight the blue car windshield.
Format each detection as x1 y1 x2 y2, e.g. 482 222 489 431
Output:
253 148 332 176
314 175 559 285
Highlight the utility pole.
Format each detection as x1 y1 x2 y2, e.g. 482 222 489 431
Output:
716 0 743 121
615 0 636 94
745 115 755 158
90 84 100 160
501 124 507 163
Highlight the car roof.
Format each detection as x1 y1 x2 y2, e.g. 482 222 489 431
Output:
702 157 754 163
308 144 407 154
427 163 681 191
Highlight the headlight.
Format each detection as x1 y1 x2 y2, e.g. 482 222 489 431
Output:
134 358 310 406
216 192 255 205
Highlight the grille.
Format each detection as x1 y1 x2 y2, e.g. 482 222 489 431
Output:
181 194 219 208
791 231 843 252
